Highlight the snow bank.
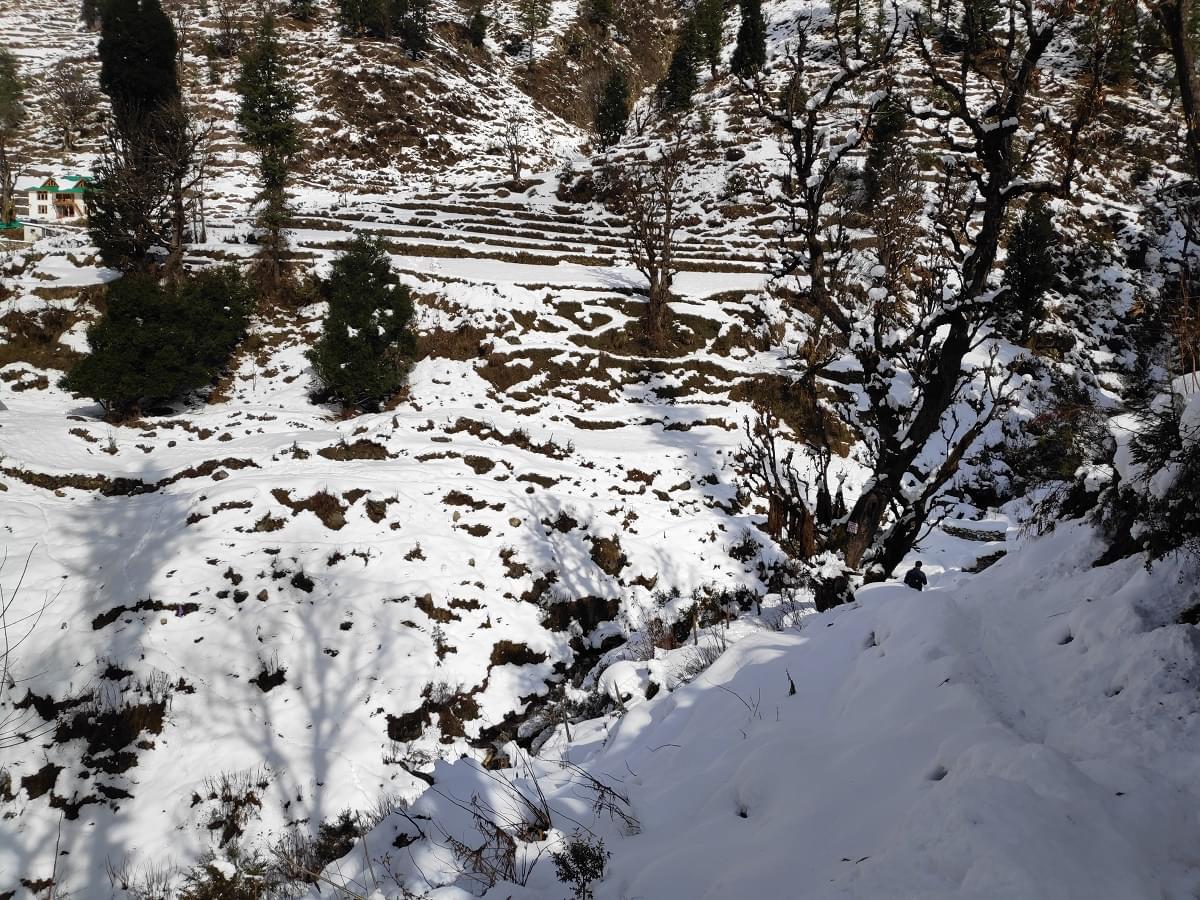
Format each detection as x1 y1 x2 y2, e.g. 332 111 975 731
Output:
337 523 1200 899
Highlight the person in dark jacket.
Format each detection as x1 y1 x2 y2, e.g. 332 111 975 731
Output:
903 561 927 591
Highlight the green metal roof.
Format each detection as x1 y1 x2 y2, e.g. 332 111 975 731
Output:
33 176 91 194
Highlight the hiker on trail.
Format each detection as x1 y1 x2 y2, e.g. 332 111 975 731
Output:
903 561 927 591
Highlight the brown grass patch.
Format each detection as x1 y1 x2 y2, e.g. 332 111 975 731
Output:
489 641 547 667
317 438 392 460
0 306 83 371
271 488 348 530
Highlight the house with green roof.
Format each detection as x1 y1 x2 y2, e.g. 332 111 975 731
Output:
26 174 91 226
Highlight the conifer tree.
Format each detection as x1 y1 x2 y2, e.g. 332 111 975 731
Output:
731 0 766 79
90 0 182 270
658 20 698 112
61 267 252 419
468 6 488 45
308 236 417 410
98 0 179 134
87 127 171 269
861 95 922 304
237 11 300 297
337 0 388 37
693 0 724 77
398 0 431 55
862 95 905 207
517 0 552 64
595 70 630 148
0 49 24 227
1000 196 1057 342
1110 0 1138 84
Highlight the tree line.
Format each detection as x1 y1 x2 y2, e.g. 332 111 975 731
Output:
55 0 416 420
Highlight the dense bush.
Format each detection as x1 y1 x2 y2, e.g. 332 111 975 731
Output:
307 235 417 410
1007 372 1112 488
1119 391 1200 559
61 267 253 418
178 849 274 900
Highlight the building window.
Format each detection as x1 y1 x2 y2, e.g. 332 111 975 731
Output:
37 191 48 201
38 205 47 215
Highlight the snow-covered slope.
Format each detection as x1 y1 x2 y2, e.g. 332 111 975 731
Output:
2 0 1198 894
332 521 1200 899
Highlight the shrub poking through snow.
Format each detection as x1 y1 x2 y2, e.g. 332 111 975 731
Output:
178 848 274 900
308 235 416 411
1100 389 1200 561
552 830 609 900
249 654 286 692
61 267 253 419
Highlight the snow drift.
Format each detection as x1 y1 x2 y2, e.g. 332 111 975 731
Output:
330 521 1200 899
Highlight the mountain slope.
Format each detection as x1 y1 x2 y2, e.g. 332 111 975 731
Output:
1 0 1199 895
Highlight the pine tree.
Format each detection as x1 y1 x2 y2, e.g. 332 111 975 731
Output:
237 11 300 297
61 267 252 418
861 96 923 305
866 0 888 56
1001 196 1057 342
862 95 905 207
731 0 766 79
91 0 181 269
0 49 24 227
1097 0 1138 85
337 0 389 36
468 6 488 45
517 0 552 64
398 0 431 55
595 70 630 148
98 0 179 133
692 0 723 77
658 20 698 112
307 236 417 410
831 0 865 56
87 128 171 270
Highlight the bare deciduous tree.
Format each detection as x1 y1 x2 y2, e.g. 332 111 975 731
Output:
738 0 1104 591
603 131 689 347
213 0 245 58
44 60 100 151
1143 0 1200 176
1 547 57 750
163 0 196 70
150 101 214 283
503 116 523 184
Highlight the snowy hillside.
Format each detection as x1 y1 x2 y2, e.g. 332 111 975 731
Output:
2 0 1200 895
328 520 1200 899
